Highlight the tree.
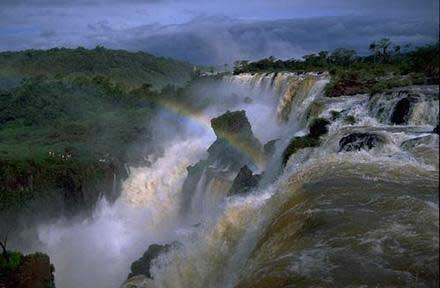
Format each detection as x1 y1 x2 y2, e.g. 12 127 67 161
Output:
369 42 378 63
376 38 392 62
0 231 9 262
329 48 357 66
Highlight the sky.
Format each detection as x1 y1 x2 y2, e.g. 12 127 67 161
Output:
0 0 439 64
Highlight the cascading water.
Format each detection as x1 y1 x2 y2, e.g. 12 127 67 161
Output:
24 73 438 288
126 79 438 287
34 138 211 288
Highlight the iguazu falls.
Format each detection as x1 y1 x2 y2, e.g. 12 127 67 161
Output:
0 1 439 288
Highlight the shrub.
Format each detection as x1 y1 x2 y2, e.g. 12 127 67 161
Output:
282 136 319 165
309 118 331 138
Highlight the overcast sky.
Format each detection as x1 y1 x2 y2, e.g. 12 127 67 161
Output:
0 0 438 64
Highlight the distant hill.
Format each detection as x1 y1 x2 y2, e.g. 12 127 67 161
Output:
0 46 195 89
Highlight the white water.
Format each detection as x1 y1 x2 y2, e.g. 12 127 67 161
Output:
36 138 210 288
29 75 438 288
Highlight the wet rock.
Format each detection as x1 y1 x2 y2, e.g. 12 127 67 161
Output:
229 166 261 196
128 242 179 279
282 136 319 165
339 133 385 152
433 122 439 135
308 118 330 138
263 139 278 157
211 110 254 140
209 110 264 169
181 110 265 218
0 252 55 288
390 97 412 124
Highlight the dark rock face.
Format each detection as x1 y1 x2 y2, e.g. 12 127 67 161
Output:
208 110 264 170
339 133 385 152
390 97 412 124
211 110 253 139
181 110 264 217
128 242 179 279
263 139 278 157
309 118 331 138
0 252 55 288
229 166 261 196
433 122 440 135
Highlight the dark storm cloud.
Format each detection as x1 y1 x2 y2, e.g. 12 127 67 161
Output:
0 0 438 64
103 15 439 65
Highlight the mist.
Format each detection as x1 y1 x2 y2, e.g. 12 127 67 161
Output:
10 75 283 288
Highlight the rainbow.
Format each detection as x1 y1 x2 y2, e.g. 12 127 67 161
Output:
151 96 266 168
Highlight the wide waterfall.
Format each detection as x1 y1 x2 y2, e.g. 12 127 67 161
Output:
29 73 438 288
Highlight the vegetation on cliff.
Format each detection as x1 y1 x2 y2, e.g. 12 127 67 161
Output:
0 48 196 225
282 118 330 165
234 41 439 97
1 244 55 288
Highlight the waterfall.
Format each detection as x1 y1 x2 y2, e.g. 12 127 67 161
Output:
123 76 438 288
31 72 438 288
35 138 211 288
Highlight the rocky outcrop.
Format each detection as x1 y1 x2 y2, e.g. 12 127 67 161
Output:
338 133 385 152
181 111 265 218
209 110 264 170
128 242 179 280
263 139 278 158
228 166 261 196
390 96 413 124
0 252 55 288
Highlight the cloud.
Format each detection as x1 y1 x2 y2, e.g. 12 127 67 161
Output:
96 15 438 65
0 0 438 64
